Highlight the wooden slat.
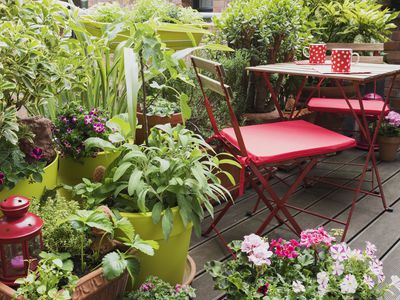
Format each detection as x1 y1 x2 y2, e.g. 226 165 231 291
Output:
325 55 384 64
326 43 384 51
198 73 231 97
191 56 225 77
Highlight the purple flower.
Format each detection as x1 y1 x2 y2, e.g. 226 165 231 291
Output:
93 123 105 133
30 148 43 160
71 116 77 123
66 128 72 134
386 111 400 127
90 108 98 116
84 115 93 125
79 106 84 113
175 284 182 292
60 116 68 124
139 282 154 292
0 172 5 185
63 140 71 148
76 146 82 154
257 282 269 296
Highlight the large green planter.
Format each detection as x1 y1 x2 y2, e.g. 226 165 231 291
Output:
58 151 120 186
120 207 192 287
80 17 209 50
0 154 59 201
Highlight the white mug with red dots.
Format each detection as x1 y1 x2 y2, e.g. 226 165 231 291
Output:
331 48 360 73
303 43 327 64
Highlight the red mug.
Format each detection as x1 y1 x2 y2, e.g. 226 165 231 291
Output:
331 48 360 73
303 43 327 64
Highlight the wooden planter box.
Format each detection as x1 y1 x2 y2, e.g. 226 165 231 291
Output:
0 268 128 300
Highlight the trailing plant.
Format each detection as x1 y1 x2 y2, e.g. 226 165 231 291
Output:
123 275 196 300
146 98 180 117
313 0 399 43
15 252 79 300
0 102 46 191
379 111 400 137
206 228 400 299
29 195 86 257
69 124 237 239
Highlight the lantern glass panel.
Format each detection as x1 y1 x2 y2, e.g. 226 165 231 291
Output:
4 243 25 276
28 235 41 259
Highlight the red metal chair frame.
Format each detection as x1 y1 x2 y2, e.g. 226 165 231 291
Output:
258 71 397 240
191 56 356 245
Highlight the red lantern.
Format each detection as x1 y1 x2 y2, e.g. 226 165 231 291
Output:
0 196 43 286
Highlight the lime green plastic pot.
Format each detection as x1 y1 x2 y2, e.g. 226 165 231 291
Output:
120 207 192 287
0 154 59 201
58 151 120 186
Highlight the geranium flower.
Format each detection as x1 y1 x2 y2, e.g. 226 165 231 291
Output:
332 261 344 276
300 227 335 248
257 282 269 296
241 234 264 254
248 243 273 266
0 172 5 185
340 274 358 294
363 274 375 289
270 238 299 259
30 148 43 160
139 282 155 292
292 280 305 294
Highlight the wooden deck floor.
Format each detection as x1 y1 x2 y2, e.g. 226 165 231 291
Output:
189 149 400 300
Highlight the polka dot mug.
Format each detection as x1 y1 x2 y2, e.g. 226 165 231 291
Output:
303 43 327 64
331 48 360 73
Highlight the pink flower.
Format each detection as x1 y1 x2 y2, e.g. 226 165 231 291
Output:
257 282 269 296
93 123 105 133
241 234 264 254
175 284 182 292
29 147 43 160
300 227 335 248
139 282 154 291
248 244 273 266
0 172 5 185
270 239 299 259
84 115 93 125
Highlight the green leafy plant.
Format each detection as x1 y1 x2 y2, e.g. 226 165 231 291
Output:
29 195 86 257
123 275 196 300
15 252 79 300
313 0 399 43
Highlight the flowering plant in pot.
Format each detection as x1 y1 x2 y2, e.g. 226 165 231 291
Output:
0 194 158 300
69 123 236 285
54 102 129 186
122 275 196 300
0 102 57 200
377 111 400 161
206 227 400 299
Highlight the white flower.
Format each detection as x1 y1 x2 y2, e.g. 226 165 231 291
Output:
340 274 358 294
241 234 264 253
330 243 349 262
369 258 384 282
349 249 364 261
247 243 273 266
365 241 377 257
332 261 344 276
292 280 306 294
317 271 329 295
391 275 400 291
363 274 375 289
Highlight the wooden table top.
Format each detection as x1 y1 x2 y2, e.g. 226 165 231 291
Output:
247 62 400 82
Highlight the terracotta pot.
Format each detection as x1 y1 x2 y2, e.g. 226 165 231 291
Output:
0 268 128 300
136 112 183 145
377 135 400 161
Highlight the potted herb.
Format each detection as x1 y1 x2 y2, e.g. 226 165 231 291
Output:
122 276 196 299
377 111 400 161
55 102 127 186
0 102 58 200
0 195 158 300
70 124 234 286
206 228 400 299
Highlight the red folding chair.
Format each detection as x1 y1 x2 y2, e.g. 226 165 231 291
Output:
191 56 356 245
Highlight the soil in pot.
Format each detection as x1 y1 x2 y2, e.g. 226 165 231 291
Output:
378 135 400 161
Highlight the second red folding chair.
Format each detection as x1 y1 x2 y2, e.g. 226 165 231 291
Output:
191 56 356 246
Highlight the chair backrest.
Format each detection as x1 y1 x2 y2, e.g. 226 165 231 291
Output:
326 43 385 64
191 56 248 156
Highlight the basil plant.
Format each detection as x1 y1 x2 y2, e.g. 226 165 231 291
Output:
71 124 238 239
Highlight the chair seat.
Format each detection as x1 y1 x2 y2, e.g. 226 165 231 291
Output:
308 98 390 116
220 120 356 165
